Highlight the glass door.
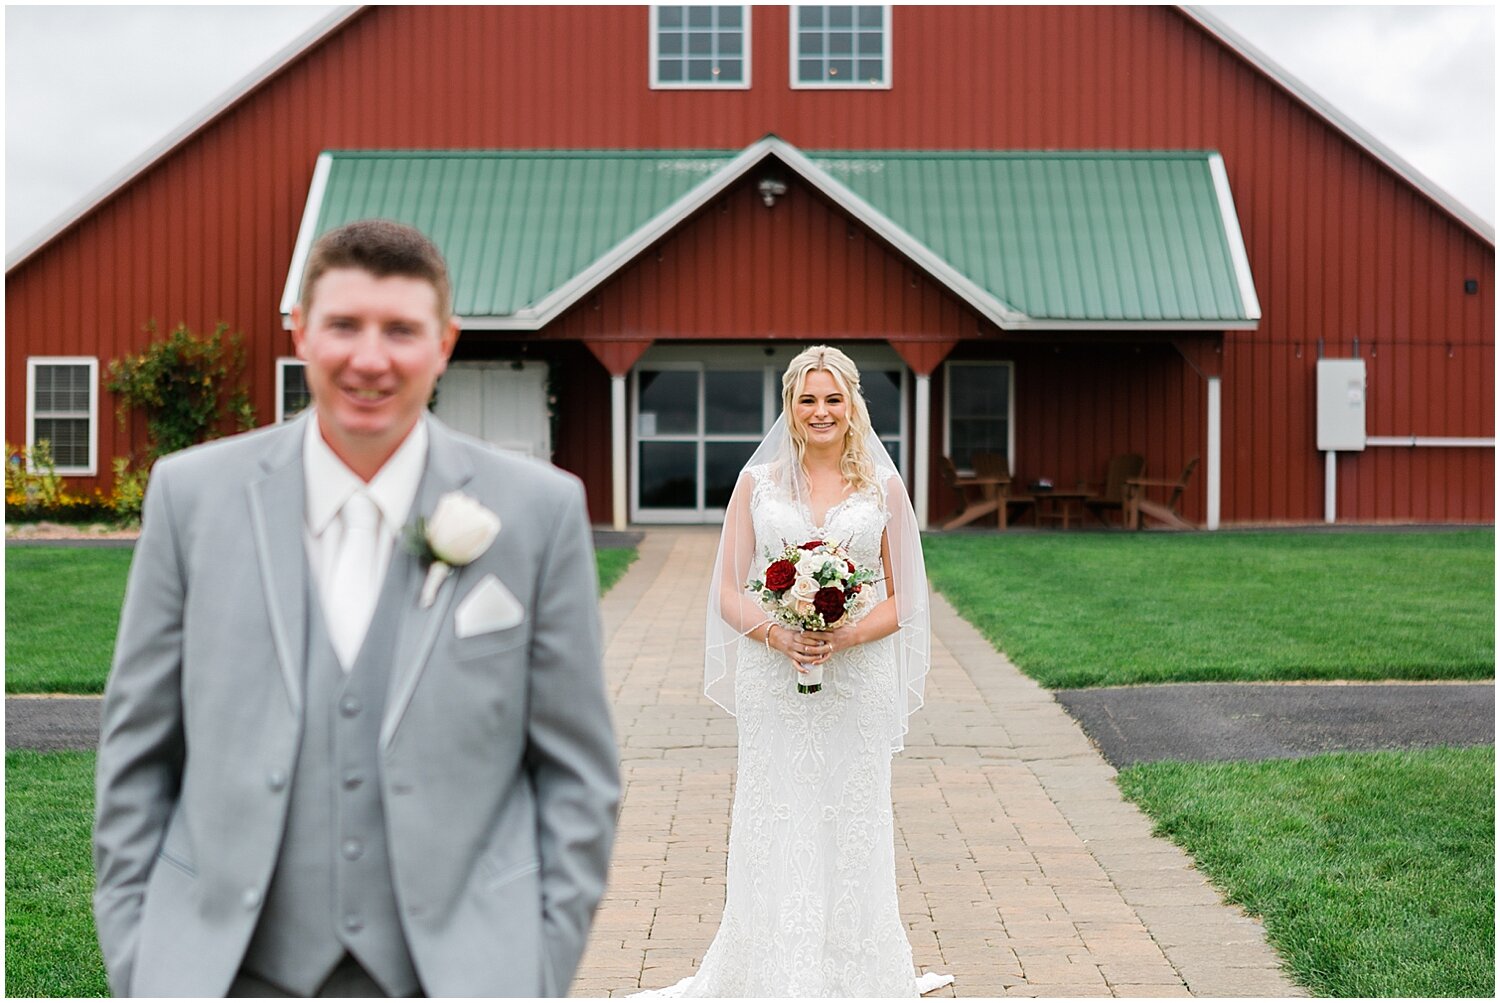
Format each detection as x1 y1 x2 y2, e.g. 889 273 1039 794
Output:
631 354 909 523
633 365 767 522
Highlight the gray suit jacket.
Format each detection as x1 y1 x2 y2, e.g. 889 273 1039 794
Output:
93 413 620 997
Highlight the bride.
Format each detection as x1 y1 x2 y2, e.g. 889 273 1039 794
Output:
646 346 950 997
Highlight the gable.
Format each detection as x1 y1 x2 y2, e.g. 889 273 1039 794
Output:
283 140 1260 332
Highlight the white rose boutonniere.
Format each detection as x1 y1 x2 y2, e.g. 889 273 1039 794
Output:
408 491 502 607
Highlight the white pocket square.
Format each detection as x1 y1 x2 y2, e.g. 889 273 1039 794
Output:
455 574 525 638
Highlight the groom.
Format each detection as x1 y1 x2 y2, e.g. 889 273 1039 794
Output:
93 219 620 997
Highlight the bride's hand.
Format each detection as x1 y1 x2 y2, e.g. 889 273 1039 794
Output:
773 627 830 668
800 628 852 663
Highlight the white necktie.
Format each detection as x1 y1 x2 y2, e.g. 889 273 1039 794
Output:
326 490 382 670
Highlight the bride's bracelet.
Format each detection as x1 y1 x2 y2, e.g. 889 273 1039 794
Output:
763 622 776 651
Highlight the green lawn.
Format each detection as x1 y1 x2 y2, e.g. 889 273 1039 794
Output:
5 750 109 998
924 530 1495 688
596 546 638 594
1118 746 1496 998
5 549 134 694
5 545 638 694
3 546 640 994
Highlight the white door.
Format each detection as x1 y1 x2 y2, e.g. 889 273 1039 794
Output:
433 361 551 458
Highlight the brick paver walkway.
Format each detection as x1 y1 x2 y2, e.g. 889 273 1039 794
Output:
578 529 1301 998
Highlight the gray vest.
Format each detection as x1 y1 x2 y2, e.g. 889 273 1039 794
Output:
241 552 420 996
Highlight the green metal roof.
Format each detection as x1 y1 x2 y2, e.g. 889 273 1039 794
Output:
807 151 1250 323
283 141 1257 329
304 151 735 316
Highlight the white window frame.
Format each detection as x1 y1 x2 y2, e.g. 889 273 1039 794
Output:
650 4 753 90
789 4 892 90
629 345 911 523
25 356 98 476
275 357 310 423
942 360 1016 476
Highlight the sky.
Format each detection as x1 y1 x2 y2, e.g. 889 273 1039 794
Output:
4 4 1495 257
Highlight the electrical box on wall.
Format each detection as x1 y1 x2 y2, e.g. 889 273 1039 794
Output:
1317 358 1366 451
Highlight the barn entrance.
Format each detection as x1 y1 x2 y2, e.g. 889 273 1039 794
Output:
629 344 909 524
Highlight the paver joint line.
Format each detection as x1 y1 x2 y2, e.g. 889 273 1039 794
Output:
579 528 1305 998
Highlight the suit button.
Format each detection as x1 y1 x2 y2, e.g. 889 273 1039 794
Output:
243 888 261 910
267 770 288 792
339 696 362 718
343 914 364 933
342 770 364 791
341 838 364 860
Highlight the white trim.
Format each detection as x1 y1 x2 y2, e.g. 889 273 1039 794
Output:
941 359 1016 475
913 373 930 530
789 5 892 90
1005 318 1260 332
26 356 98 476
1324 450 1337 524
455 315 1260 333
771 142 1028 326
1206 375 1221 530
279 153 335 319
274 358 310 424
282 139 1269 333
1208 152 1262 322
1180 5 1494 246
518 139 778 325
1365 436 1497 448
475 136 1027 329
649 5 752 90
6 7 365 270
611 375 628 530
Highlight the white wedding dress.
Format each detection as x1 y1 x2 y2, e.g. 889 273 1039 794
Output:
642 466 950 998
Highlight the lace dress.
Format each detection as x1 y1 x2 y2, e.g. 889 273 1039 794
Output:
644 467 947 998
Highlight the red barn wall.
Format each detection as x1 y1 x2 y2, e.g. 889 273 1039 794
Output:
6 4 1492 522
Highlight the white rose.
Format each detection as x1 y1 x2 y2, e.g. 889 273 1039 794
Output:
796 552 831 581
426 491 501 565
789 574 820 606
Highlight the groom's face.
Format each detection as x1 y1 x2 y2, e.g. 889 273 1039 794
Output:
293 266 459 479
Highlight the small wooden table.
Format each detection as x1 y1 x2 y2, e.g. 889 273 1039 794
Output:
1032 490 1095 529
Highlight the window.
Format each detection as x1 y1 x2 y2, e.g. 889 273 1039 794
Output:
276 359 311 422
630 356 907 523
26 357 98 475
651 5 751 88
791 5 890 88
944 361 1013 472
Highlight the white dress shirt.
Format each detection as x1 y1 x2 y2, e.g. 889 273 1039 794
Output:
303 413 429 666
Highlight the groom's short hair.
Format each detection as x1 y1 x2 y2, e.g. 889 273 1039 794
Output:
300 219 453 324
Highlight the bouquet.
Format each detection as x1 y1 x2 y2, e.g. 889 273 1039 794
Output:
746 539 878 693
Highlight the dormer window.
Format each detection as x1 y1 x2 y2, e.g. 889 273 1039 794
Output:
791 5 890 88
651 5 751 89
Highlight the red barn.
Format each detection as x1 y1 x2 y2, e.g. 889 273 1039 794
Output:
6 5 1493 529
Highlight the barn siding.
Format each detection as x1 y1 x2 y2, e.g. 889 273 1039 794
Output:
6 5 1492 522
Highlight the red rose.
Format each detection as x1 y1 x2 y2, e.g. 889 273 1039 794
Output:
799 540 823 550
764 559 797 592
846 559 856 573
813 586 847 622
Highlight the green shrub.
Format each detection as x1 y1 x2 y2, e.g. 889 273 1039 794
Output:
106 321 255 460
109 457 149 524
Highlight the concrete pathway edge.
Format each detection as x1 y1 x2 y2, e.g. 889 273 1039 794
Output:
930 593 1304 997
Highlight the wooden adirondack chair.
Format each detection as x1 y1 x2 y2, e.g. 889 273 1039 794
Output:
1124 457 1198 530
939 456 1001 529
972 452 1035 529
1081 453 1146 527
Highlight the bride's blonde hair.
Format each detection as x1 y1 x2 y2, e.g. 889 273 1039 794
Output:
781 345 879 495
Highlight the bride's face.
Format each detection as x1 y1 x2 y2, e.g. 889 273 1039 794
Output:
793 370 849 449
